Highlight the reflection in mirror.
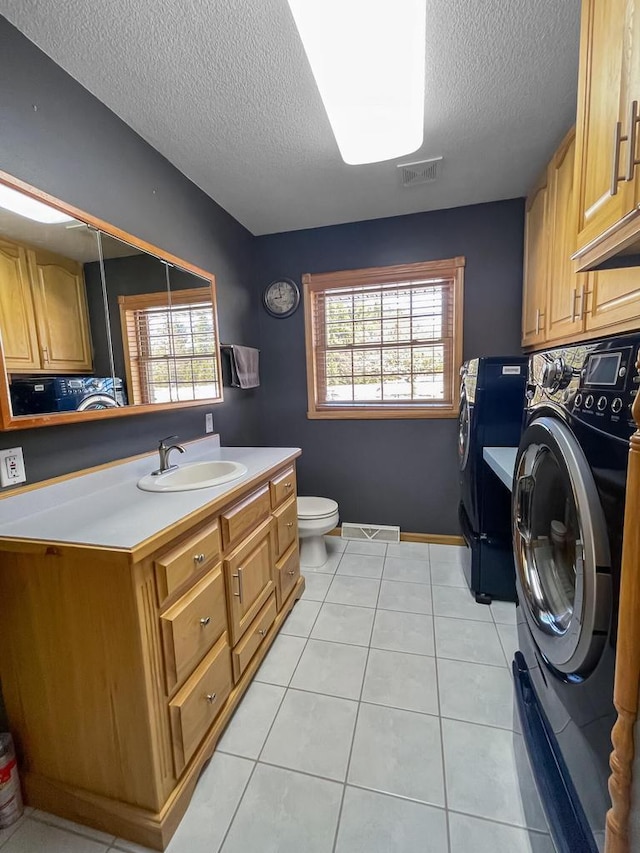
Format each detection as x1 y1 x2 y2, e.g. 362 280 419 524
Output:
0 184 116 418
97 233 220 406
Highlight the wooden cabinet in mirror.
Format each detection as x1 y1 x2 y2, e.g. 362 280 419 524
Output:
0 171 224 430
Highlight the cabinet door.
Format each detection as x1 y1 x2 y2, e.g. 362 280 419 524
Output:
546 130 590 342
522 174 549 347
574 0 633 252
585 266 640 331
27 248 93 372
0 238 41 371
224 517 275 645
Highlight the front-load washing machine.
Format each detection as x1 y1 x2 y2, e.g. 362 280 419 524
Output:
512 333 639 852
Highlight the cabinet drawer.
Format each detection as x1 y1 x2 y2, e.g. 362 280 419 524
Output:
231 594 277 683
270 466 296 508
220 484 271 550
155 520 221 604
274 496 298 558
276 543 300 610
224 517 275 645
160 565 227 692
169 633 232 775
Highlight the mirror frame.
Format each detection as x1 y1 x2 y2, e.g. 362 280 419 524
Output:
0 169 224 431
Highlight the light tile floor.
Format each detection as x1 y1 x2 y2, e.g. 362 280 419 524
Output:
0 539 553 853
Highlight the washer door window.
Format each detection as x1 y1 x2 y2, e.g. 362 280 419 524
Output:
513 416 611 675
76 394 120 411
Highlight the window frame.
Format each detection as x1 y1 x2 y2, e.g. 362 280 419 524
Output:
118 285 223 407
303 257 465 420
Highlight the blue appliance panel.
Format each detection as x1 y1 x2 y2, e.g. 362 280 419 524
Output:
458 355 527 602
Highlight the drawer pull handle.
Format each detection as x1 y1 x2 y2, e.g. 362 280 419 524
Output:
288 570 296 575
286 522 294 528
194 553 205 564
284 482 292 489
258 628 267 636
200 616 211 627
233 568 244 601
206 693 217 704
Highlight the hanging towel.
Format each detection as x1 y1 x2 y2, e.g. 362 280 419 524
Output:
227 345 260 389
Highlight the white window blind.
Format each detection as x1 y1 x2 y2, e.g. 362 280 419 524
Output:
304 258 464 419
119 289 221 405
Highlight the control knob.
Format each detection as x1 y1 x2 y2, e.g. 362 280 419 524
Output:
611 398 623 414
574 393 583 407
585 394 594 409
597 396 608 411
541 357 573 392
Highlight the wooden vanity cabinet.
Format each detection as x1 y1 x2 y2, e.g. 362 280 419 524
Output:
0 236 92 373
0 459 303 850
223 516 275 646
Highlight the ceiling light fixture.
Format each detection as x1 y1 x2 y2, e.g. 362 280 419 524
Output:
286 0 426 166
0 184 74 224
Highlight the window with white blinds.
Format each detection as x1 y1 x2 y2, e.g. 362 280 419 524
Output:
118 288 221 405
303 258 464 419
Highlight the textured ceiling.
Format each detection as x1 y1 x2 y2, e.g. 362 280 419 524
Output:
0 0 581 235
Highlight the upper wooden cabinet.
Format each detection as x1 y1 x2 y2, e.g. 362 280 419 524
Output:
522 171 550 348
546 131 591 341
574 0 640 269
26 247 93 373
0 238 41 371
522 123 640 348
0 236 93 374
587 266 640 332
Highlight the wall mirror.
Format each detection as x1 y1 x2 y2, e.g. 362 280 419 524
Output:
0 172 223 430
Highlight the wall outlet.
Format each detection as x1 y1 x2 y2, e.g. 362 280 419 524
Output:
205 413 214 434
0 447 26 487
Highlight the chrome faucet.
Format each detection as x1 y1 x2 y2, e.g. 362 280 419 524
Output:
152 435 185 475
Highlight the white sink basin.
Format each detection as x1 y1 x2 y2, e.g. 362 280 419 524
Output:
137 460 248 492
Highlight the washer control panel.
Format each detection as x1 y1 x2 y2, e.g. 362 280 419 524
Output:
529 337 640 441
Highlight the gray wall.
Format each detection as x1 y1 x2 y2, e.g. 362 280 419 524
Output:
0 18 261 483
255 199 525 535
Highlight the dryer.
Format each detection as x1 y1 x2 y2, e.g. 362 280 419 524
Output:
512 333 639 852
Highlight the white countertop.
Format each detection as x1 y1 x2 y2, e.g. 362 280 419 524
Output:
0 438 300 550
483 447 518 492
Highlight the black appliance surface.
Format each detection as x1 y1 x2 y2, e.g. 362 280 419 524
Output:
512 333 640 853
458 355 528 602
10 376 127 416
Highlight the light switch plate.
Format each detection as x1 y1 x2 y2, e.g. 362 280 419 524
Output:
0 447 26 487
205 413 214 434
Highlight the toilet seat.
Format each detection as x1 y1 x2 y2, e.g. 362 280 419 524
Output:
297 496 339 519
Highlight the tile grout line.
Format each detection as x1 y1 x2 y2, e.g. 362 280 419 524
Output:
329 556 382 853
210 757 260 853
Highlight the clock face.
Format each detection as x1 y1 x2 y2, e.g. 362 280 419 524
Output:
263 279 300 318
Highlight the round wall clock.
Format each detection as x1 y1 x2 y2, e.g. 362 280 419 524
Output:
262 278 300 318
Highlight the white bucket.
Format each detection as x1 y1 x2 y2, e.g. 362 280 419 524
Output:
0 733 23 828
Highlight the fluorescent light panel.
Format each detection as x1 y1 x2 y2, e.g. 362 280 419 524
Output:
0 185 74 224
287 0 426 165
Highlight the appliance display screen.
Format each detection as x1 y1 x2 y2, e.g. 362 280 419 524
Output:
585 352 622 385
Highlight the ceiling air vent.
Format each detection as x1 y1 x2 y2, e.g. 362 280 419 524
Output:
398 157 443 187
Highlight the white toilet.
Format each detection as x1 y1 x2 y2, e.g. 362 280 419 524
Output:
297 496 340 567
